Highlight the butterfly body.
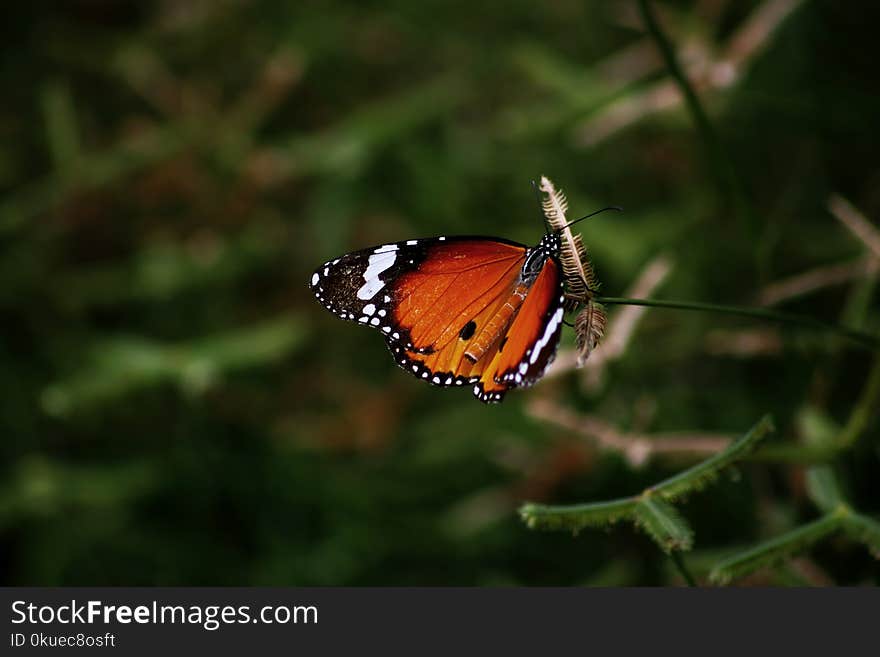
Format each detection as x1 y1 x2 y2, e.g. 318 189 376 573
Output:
309 232 565 403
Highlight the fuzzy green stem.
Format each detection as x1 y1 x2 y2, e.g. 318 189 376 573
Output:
670 550 697 587
520 416 773 550
648 414 774 500
594 295 880 351
709 511 846 585
752 354 880 463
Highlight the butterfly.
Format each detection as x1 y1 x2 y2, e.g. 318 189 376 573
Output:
308 202 613 403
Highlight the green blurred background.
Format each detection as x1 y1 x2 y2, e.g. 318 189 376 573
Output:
2 0 878 585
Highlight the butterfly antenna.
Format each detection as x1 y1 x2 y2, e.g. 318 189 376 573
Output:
530 179 551 233
555 206 622 232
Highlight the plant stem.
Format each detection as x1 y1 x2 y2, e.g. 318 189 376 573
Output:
670 550 697 587
636 0 755 237
594 295 880 351
836 355 880 448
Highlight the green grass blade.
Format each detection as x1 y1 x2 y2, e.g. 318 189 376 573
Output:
521 415 772 541
651 414 774 501
709 513 844 585
634 495 694 553
595 296 880 352
837 355 880 449
41 80 81 178
41 313 307 416
519 497 637 533
840 512 880 559
281 76 466 177
636 0 756 238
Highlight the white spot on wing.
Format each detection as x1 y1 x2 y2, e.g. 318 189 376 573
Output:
357 251 397 300
311 272 319 286
363 303 376 316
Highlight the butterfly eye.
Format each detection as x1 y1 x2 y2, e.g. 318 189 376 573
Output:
522 249 546 277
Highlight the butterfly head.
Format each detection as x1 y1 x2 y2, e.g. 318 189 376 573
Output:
521 232 561 282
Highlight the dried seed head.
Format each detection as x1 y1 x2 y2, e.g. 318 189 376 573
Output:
575 300 606 366
539 176 599 304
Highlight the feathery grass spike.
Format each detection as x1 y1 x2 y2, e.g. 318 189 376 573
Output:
539 176 598 302
539 176 605 363
574 300 606 365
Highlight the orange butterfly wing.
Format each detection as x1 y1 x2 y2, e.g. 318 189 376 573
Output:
310 235 565 403
391 240 526 348
387 244 564 403
481 257 565 397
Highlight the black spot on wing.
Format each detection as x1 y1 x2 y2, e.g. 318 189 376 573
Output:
458 320 477 340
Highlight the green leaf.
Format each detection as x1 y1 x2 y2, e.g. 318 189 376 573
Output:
281 76 466 177
0 457 157 528
805 466 845 513
634 495 694 553
41 313 307 416
41 79 81 178
796 406 839 445
64 222 285 308
0 123 191 235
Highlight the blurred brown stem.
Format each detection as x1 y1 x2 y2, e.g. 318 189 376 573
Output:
527 398 732 467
